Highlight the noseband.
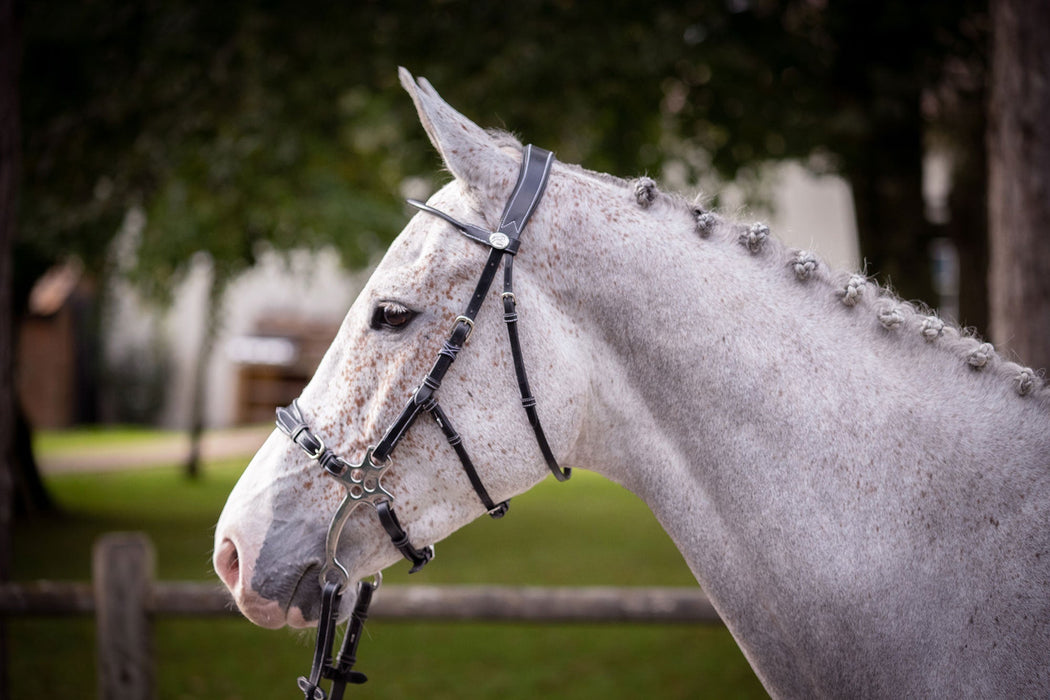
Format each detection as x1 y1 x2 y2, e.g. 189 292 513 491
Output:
276 145 570 699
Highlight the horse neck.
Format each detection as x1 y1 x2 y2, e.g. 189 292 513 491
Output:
521 175 1050 698
540 188 854 492
535 178 1050 577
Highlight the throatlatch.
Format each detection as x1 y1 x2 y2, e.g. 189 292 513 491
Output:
277 144 568 699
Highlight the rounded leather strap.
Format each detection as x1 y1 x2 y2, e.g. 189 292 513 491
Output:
375 500 434 573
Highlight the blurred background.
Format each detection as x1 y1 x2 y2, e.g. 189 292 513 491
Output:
2 0 1047 697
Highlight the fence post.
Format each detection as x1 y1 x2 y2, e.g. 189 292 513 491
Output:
93 533 154 700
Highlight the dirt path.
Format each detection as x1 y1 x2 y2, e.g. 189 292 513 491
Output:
37 425 274 474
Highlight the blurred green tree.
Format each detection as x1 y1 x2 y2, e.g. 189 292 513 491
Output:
10 0 990 489
18 2 414 478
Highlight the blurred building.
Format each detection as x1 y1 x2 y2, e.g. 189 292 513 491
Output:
228 316 345 424
17 260 97 428
102 245 368 429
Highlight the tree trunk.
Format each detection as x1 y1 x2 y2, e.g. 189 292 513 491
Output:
845 114 936 308
0 0 18 694
948 136 989 334
12 405 52 515
988 0 1050 370
184 266 227 479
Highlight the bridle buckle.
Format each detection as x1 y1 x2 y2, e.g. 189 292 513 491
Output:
451 315 475 343
303 435 326 461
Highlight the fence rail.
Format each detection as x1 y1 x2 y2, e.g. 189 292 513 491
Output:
0 533 721 699
0 580 721 622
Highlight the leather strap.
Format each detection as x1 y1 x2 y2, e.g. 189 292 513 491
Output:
430 402 509 517
393 143 569 490
277 401 354 478
325 579 374 700
297 580 342 700
375 500 434 573
502 255 570 481
404 143 553 254
405 199 522 255
374 147 558 500
298 577 375 700
373 244 505 463
277 400 325 459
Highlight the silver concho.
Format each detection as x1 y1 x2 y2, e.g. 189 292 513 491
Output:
489 232 510 250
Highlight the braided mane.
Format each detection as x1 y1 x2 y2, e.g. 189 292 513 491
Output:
628 175 1048 405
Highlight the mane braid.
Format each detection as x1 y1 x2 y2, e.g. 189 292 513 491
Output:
628 176 1050 405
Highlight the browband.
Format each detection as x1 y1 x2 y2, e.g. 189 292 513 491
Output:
405 143 554 254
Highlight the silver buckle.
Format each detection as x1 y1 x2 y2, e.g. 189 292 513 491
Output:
452 315 475 343
302 434 325 460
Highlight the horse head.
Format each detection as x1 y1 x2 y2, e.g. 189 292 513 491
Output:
213 70 590 628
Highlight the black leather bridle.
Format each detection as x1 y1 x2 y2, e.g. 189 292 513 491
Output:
276 145 570 699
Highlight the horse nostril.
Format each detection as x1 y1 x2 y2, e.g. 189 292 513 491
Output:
215 537 241 592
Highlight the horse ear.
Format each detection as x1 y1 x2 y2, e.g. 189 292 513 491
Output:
399 67 517 193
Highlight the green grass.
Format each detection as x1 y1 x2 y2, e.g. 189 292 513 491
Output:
10 453 767 699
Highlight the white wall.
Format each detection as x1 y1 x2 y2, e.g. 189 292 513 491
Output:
764 162 859 272
699 160 860 272
105 245 370 428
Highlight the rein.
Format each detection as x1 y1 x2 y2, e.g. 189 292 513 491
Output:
276 145 569 699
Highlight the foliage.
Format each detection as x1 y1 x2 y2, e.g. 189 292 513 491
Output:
20 0 987 289
13 0 991 488
20 1 412 298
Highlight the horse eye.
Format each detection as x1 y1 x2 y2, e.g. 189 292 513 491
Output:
371 302 416 331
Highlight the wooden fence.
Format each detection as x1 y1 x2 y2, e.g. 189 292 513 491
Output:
0 532 722 699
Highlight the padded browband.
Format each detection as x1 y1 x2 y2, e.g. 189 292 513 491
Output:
498 144 554 236
406 143 554 254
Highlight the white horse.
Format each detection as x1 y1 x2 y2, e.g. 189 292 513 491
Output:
215 70 1050 697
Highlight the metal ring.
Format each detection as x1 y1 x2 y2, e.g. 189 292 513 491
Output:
318 560 350 590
